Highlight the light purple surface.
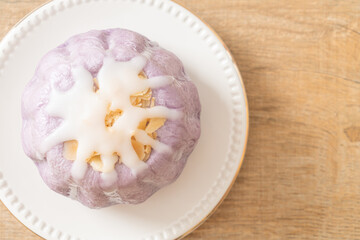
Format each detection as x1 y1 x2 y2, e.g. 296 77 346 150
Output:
21 29 201 208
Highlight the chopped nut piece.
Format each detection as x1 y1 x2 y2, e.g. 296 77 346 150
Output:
152 132 157 139
132 88 151 97
89 155 102 171
143 145 152 161
138 118 149 130
105 109 123 127
93 78 99 92
138 71 147 79
63 140 78 161
146 118 166 134
150 97 155 107
132 138 145 160
130 88 152 108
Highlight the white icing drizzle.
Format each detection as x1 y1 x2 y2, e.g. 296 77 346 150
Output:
42 55 180 185
104 190 124 204
68 182 79 200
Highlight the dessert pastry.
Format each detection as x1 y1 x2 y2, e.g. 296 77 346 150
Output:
21 29 201 208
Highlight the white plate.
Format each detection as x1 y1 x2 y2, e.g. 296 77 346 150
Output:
0 0 248 239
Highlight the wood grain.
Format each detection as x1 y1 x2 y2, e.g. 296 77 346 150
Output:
1 0 360 239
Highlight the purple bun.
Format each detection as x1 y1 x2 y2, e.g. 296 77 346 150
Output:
21 29 201 208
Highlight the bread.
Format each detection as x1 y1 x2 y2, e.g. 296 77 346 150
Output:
21 29 201 208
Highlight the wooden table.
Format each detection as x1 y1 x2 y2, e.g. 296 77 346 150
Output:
1 0 360 239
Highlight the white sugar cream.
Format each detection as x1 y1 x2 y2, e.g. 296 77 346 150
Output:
41 55 180 185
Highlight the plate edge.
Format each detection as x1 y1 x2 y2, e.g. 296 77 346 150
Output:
0 0 249 239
